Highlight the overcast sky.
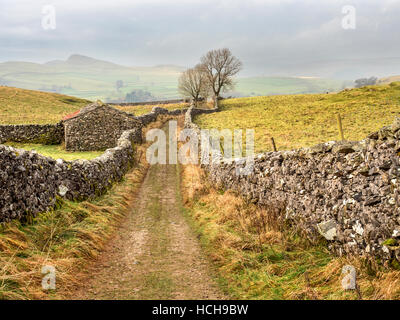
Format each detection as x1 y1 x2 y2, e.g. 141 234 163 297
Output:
1 0 400 78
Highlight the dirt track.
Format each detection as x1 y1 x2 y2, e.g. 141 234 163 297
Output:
68 122 224 300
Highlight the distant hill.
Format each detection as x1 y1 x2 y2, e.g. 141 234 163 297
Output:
0 54 184 101
0 86 90 124
0 54 350 101
379 75 400 85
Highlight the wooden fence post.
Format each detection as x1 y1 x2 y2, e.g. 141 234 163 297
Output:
270 137 277 152
337 114 345 141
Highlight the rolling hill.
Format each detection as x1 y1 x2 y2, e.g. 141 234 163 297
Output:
0 54 349 102
0 55 184 102
0 86 90 124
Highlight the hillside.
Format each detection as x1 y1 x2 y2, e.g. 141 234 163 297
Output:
0 86 90 124
195 82 400 153
0 55 184 102
0 55 349 101
379 75 400 85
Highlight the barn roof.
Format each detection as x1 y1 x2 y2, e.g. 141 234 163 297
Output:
62 102 136 122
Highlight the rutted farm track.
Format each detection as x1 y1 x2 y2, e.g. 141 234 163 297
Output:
67 122 224 300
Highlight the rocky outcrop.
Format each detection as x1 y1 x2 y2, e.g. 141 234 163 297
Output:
185 106 400 263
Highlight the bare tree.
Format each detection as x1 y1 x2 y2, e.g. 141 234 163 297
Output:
178 65 207 106
200 48 242 102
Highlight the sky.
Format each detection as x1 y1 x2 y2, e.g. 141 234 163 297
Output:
1 0 400 78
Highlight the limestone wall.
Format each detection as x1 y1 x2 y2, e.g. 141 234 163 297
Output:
0 127 140 222
64 104 142 151
0 123 64 145
185 106 400 263
0 106 184 223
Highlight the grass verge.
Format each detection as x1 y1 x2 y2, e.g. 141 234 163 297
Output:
181 164 400 300
0 161 148 299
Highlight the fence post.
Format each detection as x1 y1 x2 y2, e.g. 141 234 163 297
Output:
337 114 345 141
270 137 277 152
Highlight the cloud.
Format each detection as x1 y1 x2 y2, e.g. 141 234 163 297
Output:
0 0 399 78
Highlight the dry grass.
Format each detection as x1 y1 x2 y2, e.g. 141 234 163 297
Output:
0 115 176 300
0 86 90 124
195 82 400 153
0 152 149 299
181 164 400 300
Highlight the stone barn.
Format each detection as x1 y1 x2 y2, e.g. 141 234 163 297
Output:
63 102 142 151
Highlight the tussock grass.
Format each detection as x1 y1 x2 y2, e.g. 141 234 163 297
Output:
181 164 400 300
195 82 400 153
0 161 148 299
0 86 90 125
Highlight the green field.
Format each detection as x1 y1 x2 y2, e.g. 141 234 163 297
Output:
4 142 103 161
195 82 400 153
235 76 347 97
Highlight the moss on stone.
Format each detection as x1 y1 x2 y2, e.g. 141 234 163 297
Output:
391 259 400 270
382 238 398 246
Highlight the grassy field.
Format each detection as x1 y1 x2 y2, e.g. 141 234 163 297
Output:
196 82 400 153
5 142 103 161
0 86 90 124
182 164 400 300
115 102 189 116
235 76 347 97
0 86 188 125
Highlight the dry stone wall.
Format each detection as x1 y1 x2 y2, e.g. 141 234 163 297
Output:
185 106 400 263
0 123 64 145
0 127 139 222
0 106 184 223
111 99 188 106
64 104 143 151
137 107 188 126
